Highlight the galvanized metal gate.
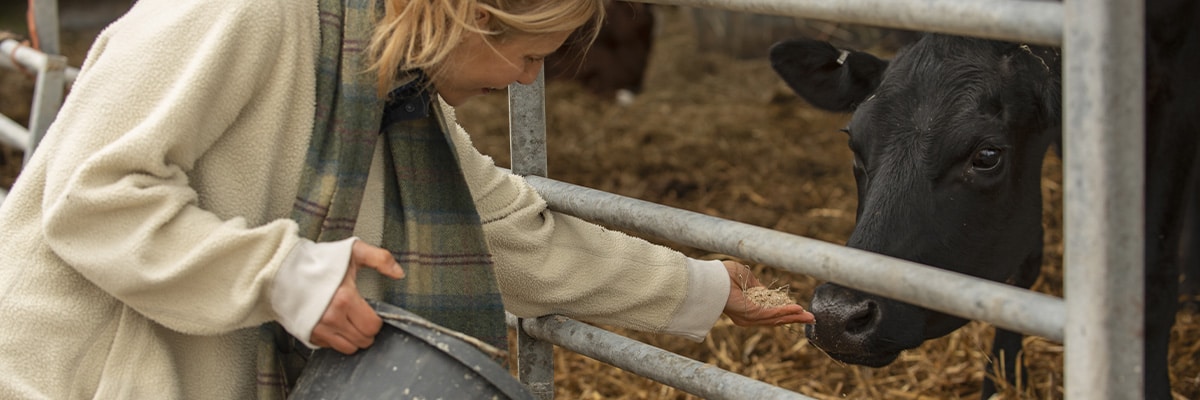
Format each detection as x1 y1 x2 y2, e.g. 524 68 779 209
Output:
2 0 1144 399
0 0 77 202
505 1 1144 399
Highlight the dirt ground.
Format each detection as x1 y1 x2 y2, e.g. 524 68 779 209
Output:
2 3 1197 400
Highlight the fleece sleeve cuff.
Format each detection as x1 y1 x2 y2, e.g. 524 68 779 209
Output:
663 258 730 342
270 237 356 348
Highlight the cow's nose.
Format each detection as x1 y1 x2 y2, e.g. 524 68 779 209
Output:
841 299 879 334
806 284 881 350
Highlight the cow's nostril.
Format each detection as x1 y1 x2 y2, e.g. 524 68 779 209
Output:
844 301 878 335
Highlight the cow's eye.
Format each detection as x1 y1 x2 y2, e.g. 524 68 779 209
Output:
971 148 1003 171
851 154 868 185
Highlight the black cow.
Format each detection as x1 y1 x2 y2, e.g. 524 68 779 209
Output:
768 0 1198 398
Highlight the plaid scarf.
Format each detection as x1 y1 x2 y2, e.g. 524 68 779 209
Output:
256 0 506 397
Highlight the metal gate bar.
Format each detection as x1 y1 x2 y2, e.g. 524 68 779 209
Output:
1 36 76 204
1063 0 1145 398
14 0 64 163
508 313 817 400
0 39 76 156
520 174 1066 342
637 0 1062 46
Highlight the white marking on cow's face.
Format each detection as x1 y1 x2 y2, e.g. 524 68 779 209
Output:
836 49 851 65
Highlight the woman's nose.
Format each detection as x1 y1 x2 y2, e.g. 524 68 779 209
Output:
515 63 542 85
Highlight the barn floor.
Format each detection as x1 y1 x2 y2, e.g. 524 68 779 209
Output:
2 3 1197 399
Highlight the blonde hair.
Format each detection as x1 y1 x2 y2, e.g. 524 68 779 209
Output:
367 0 606 96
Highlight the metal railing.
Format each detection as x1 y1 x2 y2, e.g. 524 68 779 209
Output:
506 1 1143 399
1 0 1143 398
0 39 78 156
1 0 75 203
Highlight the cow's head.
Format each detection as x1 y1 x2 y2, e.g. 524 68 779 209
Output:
769 35 1061 366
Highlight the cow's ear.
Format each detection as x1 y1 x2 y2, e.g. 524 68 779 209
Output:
768 39 888 112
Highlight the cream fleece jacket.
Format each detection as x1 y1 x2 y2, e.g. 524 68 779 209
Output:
0 0 728 398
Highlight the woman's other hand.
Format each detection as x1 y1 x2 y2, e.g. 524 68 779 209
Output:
721 261 815 326
310 241 406 354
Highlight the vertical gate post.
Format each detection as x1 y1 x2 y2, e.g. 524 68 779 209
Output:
508 70 549 178
1063 0 1145 398
507 70 555 400
26 52 66 163
23 0 67 163
29 0 61 56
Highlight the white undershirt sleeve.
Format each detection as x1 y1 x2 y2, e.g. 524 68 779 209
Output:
270 237 356 348
662 258 730 341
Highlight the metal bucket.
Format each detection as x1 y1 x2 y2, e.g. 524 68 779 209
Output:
289 301 533 400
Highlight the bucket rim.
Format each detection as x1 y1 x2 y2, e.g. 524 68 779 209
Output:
368 300 535 400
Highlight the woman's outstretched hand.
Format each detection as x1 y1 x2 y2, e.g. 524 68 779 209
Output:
721 261 816 326
310 240 406 354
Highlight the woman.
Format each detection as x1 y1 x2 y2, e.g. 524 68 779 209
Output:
0 0 814 398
